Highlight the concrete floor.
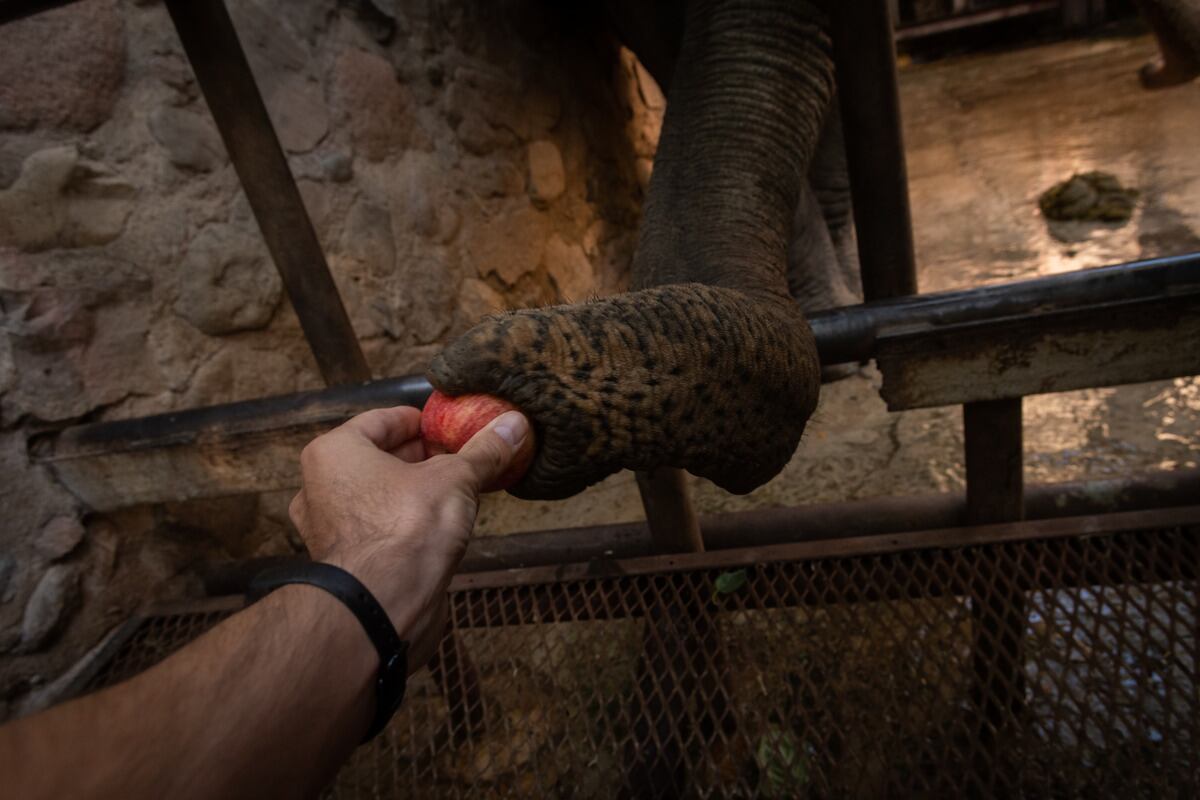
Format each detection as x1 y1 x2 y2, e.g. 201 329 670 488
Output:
473 31 1200 538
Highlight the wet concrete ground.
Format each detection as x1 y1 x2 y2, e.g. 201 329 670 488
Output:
474 31 1200 537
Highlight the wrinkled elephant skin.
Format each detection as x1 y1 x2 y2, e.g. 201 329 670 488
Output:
431 0 839 500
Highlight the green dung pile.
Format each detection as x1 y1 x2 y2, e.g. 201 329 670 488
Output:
1039 171 1138 223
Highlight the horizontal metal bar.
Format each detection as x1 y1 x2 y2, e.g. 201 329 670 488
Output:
877 294 1200 409
196 468 1200 593
38 375 431 459
463 467 1200 571
810 252 1200 365
31 376 431 510
448 506 1200 610
199 506 1200 628
32 256 1200 509
893 0 1059 41
0 0 81 25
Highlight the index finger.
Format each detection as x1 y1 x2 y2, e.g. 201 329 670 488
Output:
336 406 423 453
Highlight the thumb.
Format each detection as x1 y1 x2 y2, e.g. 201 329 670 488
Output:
454 410 530 492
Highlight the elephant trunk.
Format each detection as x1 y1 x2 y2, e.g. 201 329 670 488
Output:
632 0 836 296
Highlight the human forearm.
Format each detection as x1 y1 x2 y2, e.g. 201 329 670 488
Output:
1 585 380 799
0 406 528 798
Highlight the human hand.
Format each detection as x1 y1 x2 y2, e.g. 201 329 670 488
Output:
288 405 530 670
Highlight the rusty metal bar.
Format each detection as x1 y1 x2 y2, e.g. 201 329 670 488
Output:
164 0 370 386
893 0 1059 40
449 505 1200 609
31 256 1200 510
0 0 80 24
32 375 430 510
197 469 1200 596
456 467 1200 572
877 295 1200 409
635 468 703 553
831 0 918 301
809 251 1200 365
964 400 1024 525
963 398 1026 795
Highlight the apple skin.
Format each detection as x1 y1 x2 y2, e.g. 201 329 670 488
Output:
420 390 536 492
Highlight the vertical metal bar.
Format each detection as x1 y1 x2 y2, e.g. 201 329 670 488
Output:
635 467 703 554
963 398 1026 796
965 400 1024 524
164 0 370 386
831 0 919 301
627 468 706 795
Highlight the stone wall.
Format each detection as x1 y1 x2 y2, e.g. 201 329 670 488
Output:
0 0 663 717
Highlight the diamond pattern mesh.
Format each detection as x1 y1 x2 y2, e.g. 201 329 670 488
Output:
80 525 1198 798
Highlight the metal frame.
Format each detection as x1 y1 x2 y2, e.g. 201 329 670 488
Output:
5 0 1200 790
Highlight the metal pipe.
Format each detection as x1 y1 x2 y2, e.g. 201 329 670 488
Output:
164 0 371 386
831 0 919 301
35 254 1200 469
810 252 1200 364
39 374 432 458
457 467 1199 571
0 0 81 26
447 507 1200 624
198 468 1200 592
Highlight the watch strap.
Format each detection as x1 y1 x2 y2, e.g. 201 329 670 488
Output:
247 562 409 742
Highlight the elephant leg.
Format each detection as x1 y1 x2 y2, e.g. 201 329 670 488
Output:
787 181 860 312
431 0 833 500
1137 0 1200 89
807 100 862 306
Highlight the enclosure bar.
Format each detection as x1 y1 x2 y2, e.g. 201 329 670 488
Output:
893 0 1059 41
635 468 704 553
446 520 1199 626
831 0 918 300
34 257 1200 510
0 0 80 25
164 0 370 386
198 506 1200 626
963 398 1026 795
197 467 1200 593
451 504 1200 593
40 255 1197 455
809 251 1200 365
876 294 1200 409
457 465 1200 570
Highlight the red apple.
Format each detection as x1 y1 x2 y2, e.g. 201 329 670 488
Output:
420 390 536 492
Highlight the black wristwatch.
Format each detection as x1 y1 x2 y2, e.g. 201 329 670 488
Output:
247 562 409 742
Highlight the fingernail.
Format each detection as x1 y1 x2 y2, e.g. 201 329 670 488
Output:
491 411 529 450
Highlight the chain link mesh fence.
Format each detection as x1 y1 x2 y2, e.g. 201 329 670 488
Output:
78 524 1197 798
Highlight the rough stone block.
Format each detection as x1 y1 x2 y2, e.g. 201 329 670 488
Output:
36 516 85 562
0 0 124 132
148 106 226 172
174 225 283 336
18 564 79 654
527 140 565 207
0 146 135 252
333 49 413 162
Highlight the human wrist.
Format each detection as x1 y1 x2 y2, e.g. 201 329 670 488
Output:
257 572 408 742
322 545 435 645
